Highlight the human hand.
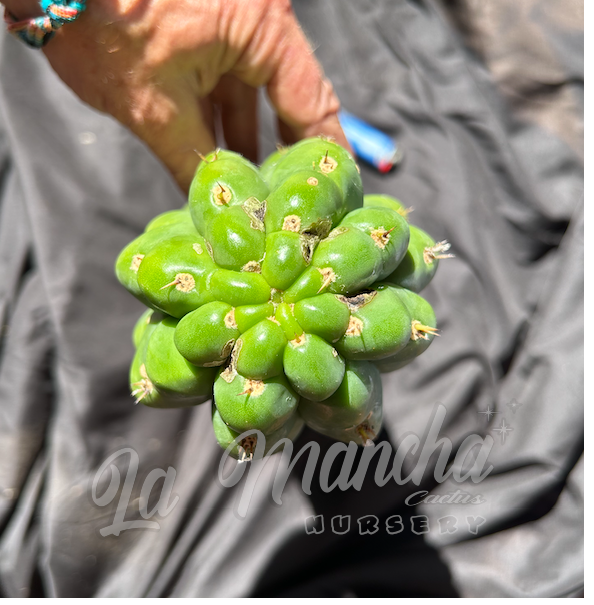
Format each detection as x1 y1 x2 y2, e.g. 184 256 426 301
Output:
5 0 349 192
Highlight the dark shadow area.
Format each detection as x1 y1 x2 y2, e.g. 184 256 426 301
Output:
250 426 459 597
479 434 584 539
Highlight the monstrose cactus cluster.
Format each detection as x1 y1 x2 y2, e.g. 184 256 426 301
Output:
116 138 452 460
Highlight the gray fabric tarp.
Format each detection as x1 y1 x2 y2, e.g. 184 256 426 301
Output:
0 0 583 597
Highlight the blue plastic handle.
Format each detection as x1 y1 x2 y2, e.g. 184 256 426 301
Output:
338 110 402 173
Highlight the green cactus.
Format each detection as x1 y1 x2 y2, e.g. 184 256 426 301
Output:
340 206 410 277
145 206 192 232
188 153 269 232
299 360 382 443
136 236 218 318
363 193 411 220
383 224 453 293
115 223 197 306
117 137 452 456
261 231 308 290
375 285 438 372
212 406 304 461
174 301 240 367
132 308 156 348
130 314 215 408
264 138 363 217
334 287 412 360
213 368 299 434
235 319 287 380
283 333 346 401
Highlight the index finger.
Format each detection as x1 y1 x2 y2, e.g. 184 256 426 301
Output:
230 1 350 151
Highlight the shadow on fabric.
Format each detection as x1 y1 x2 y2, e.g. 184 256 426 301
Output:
250 426 459 598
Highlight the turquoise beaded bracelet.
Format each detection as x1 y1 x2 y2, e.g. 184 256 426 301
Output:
4 1 86 48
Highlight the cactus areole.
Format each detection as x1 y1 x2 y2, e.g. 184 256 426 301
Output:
116 138 452 459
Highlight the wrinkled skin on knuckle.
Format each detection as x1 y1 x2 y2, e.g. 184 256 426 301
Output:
227 0 297 85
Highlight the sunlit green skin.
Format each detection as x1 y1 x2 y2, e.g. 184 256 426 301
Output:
144 317 215 406
235 319 287 380
283 333 345 401
129 321 165 407
264 170 342 232
299 360 381 433
261 230 308 290
209 269 271 307
212 406 244 458
199 148 255 167
259 147 288 185
375 285 437 372
363 194 409 218
145 207 192 232
283 266 328 303
137 236 217 318
130 320 209 409
130 341 164 407
295 139 363 216
274 303 303 341
214 370 298 433
293 294 350 343
335 287 412 360
266 138 363 217
234 303 275 333
132 308 155 348
115 224 198 304
311 394 383 445
312 227 382 294
384 225 438 293
204 205 266 271
339 207 410 278
189 158 269 234
212 407 303 459
174 301 239 367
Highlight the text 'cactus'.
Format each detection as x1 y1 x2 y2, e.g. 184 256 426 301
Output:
116 138 452 461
